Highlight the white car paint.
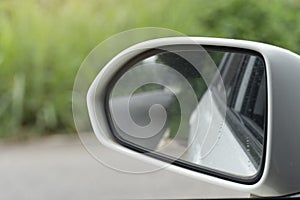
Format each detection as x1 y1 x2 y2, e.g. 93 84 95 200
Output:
188 90 256 177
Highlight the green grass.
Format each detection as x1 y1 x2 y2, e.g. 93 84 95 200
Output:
0 0 300 139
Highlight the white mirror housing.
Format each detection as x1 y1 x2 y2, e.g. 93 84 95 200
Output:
87 37 300 197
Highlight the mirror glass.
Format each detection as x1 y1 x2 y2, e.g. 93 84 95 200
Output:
107 45 266 180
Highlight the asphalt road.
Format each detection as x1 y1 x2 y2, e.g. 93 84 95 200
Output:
0 134 248 200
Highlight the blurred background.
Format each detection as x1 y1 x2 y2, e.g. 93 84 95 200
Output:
1 0 300 140
0 0 300 199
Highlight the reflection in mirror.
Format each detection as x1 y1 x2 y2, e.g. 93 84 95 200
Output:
107 46 266 180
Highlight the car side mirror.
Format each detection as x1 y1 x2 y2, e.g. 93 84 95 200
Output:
86 37 300 197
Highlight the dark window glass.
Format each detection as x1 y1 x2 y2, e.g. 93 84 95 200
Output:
213 52 266 168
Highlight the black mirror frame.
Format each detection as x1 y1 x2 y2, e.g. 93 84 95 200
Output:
104 44 268 185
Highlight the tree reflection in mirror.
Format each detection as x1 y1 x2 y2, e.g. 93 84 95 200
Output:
107 45 266 181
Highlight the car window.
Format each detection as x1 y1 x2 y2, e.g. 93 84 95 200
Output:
212 52 266 168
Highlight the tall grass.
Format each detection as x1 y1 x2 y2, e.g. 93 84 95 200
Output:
0 0 299 138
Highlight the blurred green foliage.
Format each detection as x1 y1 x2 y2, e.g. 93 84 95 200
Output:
0 0 300 138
